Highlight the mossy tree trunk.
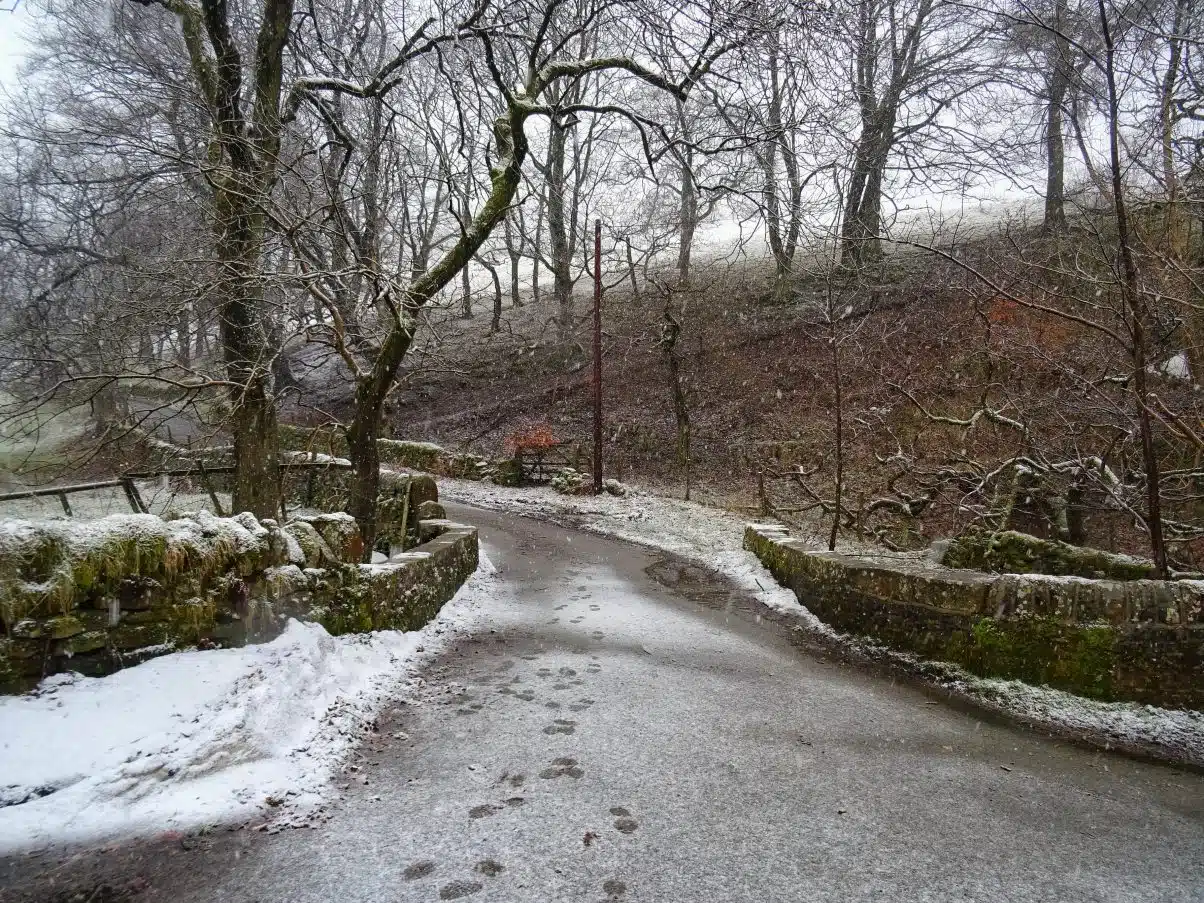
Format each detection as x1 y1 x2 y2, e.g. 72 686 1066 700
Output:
340 53 695 556
345 101 530 557
214 176 280 519
132 0 295 520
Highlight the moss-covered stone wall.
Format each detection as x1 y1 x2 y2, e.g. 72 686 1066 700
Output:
283 461 438 553
0 504 478 693
745 524 1204 708
943 528 1160 580
272 522 478 637
277 426 490 480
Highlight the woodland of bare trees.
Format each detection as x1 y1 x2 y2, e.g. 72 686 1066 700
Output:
0 0 1202 570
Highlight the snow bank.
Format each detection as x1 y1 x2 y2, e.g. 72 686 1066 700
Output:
0 551 498 853
957 673 1204 756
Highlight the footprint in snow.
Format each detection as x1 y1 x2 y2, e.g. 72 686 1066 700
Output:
439 880 482 900
403 861 436 880
611 807 638 834
542 719 577 735
539 757 585 779
603 878 628 898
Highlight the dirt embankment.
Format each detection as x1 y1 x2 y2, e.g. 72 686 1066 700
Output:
305 239 1198 564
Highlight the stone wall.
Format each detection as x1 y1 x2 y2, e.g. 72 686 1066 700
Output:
273 520 478 637
283 459 439 552
132 429 439 554
0 505 477 694
745 524 1204 708
277 426 491 480
942 528 1161 580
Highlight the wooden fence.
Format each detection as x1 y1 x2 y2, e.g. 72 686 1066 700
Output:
516 442 580 484
0 460 349 518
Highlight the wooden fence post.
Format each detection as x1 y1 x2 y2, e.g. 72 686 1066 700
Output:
197 461 224 516
120 477 148 514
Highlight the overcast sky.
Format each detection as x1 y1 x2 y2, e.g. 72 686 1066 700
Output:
0 2 30 89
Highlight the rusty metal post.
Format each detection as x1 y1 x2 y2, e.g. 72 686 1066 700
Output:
592 218 603 495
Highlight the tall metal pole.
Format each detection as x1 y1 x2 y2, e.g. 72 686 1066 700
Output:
592 218 603 495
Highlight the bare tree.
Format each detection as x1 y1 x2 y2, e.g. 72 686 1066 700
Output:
836 0 990 267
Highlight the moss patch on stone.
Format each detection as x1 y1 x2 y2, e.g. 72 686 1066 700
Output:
961 616 1117 699
943 528 1156 580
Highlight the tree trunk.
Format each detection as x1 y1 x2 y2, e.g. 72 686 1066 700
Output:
324 141 364 341
547 118 574 341
677 145 697 286
1043 0 1070 234
1159 0 1189 257
1043 75 1068 234
840 115 892 269
829 326 844 551
176 304 191 368
625 238 640 303
193 300 210 359
214 179 281 520
659 298 691 500
532 202 544 306
485 259 503 333
461 258 473 318
762 45 802 299
92 381 127 430
504 214 524 308
1099 0 1168 577
347 389 383 558
344 101 530 554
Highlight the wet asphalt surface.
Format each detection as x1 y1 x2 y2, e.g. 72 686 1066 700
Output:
3 503 1203 902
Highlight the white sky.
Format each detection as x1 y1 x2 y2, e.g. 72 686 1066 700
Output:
0 1 30 88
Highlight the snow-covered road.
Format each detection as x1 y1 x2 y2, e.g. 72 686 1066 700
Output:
5 503 1204 902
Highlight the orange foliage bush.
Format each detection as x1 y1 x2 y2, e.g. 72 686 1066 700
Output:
506 424 560 453
987 296 1072 351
